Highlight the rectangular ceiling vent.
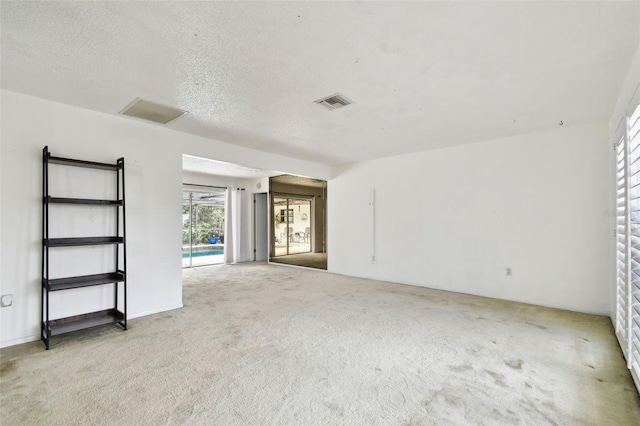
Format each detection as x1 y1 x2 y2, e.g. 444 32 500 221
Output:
314 93 353 111
118 98 187 124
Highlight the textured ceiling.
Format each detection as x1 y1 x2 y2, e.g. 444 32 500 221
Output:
1 1 639 165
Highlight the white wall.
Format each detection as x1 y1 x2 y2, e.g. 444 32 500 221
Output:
329 122 610 315
182 170 241 190
608 47 640 320
0 90 328 347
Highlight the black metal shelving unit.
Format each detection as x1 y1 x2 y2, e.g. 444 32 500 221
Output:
42 146 127 349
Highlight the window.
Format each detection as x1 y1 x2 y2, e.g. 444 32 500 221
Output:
628 103 640 385
615 133 629 359
279 208 294 224
615 102 640 391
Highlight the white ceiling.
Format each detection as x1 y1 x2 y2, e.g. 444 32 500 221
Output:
2 1 638 166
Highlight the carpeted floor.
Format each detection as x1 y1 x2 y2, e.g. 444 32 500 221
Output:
1 263 639 425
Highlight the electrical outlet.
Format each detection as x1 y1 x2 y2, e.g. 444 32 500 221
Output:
1 294 13 307
506 268 512 276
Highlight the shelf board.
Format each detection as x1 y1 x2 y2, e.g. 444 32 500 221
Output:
46 236 124 247
46 272 125 291
46 197 123 206
46 309 125 336
47 155 120 171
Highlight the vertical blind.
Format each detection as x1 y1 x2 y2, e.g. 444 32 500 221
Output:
617 102 640 390
628 103 640 384
616 133 629 360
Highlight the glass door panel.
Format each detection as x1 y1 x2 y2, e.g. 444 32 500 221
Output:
273 197 289 256
182 189 225 268
288 198 311 254
182 191 193 267
273 196 312 257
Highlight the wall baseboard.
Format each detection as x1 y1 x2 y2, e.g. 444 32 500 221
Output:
0 303 184 349
328 269 610 317
0 334 41 349
128 303 184 319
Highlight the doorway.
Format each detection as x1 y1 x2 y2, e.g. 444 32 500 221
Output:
182 188 226 268
269 175 327 270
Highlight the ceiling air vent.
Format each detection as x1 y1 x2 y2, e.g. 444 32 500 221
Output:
118 98 187 124
314 93 353 111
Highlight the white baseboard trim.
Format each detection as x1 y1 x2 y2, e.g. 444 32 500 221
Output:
1 334 40 349
0 304 184 349
128 303 184 320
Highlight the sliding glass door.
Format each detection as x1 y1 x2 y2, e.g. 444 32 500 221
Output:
182 189 225 268
273 196 312 256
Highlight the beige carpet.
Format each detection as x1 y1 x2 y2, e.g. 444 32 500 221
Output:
1 263 639 425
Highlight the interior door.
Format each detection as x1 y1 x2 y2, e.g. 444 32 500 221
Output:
254 193 268 261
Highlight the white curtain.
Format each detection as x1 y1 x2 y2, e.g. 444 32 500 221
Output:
223 187 242 264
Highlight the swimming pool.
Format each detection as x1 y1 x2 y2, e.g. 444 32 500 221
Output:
182 250 224 258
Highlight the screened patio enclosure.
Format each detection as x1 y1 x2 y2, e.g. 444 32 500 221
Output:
182 188 225 267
